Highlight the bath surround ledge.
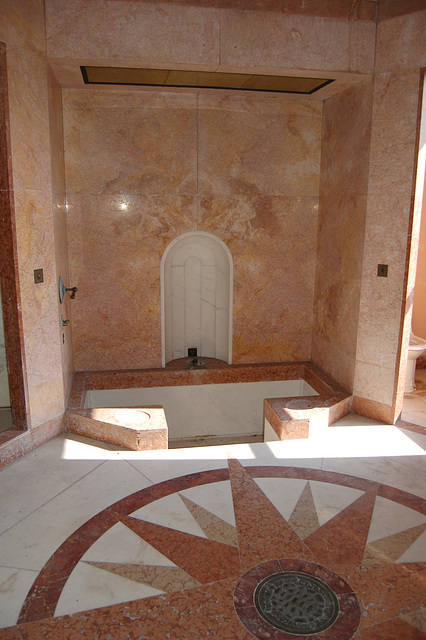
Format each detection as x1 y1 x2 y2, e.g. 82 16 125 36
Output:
65 362 352 450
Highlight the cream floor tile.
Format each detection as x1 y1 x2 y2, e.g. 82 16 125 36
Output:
0 566 38 629
253 478 308 520
234 422 424 461
60 433 122 458
0 460 152 571
385 453 426 478
0 435 107 535
132 493 208 537
230 439 325 467
331 413 386 427
179 480 236 526
321 456 426 499
82 521 175 566
125 455 228 485
54 561 163 618
402 395 426 412
401 411 426 427
398 426 426 449
397 529 426 563
316 424 424 458
309 480 364 526
367 496 426 543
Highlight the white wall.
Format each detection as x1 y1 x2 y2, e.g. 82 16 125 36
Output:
86 379 318 440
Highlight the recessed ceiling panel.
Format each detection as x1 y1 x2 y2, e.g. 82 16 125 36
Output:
81 66 333 94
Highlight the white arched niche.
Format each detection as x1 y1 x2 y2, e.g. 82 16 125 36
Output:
161 232 233 367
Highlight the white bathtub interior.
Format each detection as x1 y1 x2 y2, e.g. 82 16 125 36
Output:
85 379 318 442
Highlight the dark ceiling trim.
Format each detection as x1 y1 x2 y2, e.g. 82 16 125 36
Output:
80 66 334 95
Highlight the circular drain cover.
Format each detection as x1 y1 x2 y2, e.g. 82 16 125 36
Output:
254 571 339 635
285 399 317 411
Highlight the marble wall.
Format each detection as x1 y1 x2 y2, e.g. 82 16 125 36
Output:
412 163 426 339
0 0 67 429
63 90 322 370
312 79 373 391
353 6 426 422
45 0 375 76
0 288 10 407
48 65 73 401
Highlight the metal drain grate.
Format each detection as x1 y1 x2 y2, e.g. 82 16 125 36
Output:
254 571 339 635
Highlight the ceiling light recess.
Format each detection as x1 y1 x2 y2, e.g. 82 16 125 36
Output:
81 66 333 95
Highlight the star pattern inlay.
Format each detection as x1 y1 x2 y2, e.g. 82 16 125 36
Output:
15 459 426 639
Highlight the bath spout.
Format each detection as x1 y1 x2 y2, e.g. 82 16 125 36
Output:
186 358 206 370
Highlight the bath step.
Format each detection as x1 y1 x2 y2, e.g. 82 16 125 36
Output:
264 395 351 440
66 406 168 451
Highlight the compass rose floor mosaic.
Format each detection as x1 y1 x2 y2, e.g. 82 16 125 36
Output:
1 414 426 639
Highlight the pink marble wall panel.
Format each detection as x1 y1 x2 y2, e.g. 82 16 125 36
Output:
64 89 199 370
64 89 321 370
379 0 426 20
353 8 426 416
43 0 376 88
101 0 378 21
200 195 318 363
375 9 426 72
312 80 373 391
48 64 74 402
67 194 197 370
220 10 376 75
367 71 421 198
64 91 198 196
0 0 45 52
0 0 67 427
45 0 220 68
198 93 320 196
0 46 28 430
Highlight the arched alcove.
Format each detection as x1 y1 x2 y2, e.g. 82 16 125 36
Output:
161 232 233 367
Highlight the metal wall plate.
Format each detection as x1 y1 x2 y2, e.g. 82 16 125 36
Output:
58 276 66 303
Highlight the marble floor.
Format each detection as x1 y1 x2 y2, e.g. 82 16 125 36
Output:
0 407 425 638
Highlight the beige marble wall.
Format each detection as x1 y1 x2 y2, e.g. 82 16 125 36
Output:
412 164 426 339
64 89 322 370
0 0 66 427
353 7 426 420
312 79 373 392
44 0 375 76
48 64 74 401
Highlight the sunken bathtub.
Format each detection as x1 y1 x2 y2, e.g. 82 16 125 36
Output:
65 361 351 451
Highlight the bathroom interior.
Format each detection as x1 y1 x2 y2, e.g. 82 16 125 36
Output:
0 0 425 460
